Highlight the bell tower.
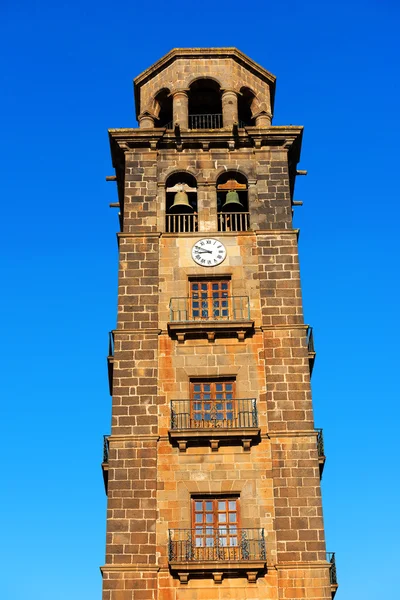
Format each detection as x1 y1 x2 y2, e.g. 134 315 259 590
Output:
101 48 338 600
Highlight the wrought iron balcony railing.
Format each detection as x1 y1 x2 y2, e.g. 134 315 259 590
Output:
101 435 109 493
317 428 325 458
171 398 258 430
307 326 316 375
169 296 250 323
189 113 223 129
316 428 326 478
168 527 266 562
166 212 198 233
327 552 338 596
103 435 109 464
217 212 250 232
107 331 114 395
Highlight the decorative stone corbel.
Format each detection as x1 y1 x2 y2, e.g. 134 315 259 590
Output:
210 440 219 452
212 572 223 584
246 571 258 583
178 572 189 584
178 440 187 452
242 439 252 451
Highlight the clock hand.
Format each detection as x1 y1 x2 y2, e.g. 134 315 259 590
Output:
195 248 212 254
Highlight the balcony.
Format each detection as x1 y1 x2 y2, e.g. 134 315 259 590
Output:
169 398 260 451
101 435 109 493
327 552 338 598
166 212 198 233
168 527 266 583
107 331 114 395
317 428 326 478
307 326 316 375
168 296 254 343
217 212 250 232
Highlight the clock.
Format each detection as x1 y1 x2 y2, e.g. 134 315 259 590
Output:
191 238 227 266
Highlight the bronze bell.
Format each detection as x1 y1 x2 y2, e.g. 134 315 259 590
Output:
169 189 194 214
221 190 244 212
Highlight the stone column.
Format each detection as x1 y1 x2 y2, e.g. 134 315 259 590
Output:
138 112 155 129
172 90 188 129
255 111 272 127
221 90 238 127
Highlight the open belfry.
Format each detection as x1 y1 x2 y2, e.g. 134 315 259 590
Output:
101 48 338 600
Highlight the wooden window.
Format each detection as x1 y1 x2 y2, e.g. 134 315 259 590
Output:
191 380 235 427
192 497 240 558
190 279 230 320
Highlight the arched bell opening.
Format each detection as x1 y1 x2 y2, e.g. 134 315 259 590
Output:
238 87 257 127
153 88 173 128
165 172 198 233
188 79 222 129
216 172 250 232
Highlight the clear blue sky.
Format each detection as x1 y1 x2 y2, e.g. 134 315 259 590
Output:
1 1 398 598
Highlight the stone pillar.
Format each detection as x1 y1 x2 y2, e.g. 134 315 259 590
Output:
222 90 238 127
255 111 272 127
172 90 188 129
138 112 155 129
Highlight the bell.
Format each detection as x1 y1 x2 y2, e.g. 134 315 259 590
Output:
221 190 244 212
169 190 194 214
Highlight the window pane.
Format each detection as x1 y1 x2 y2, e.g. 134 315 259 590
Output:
195 514 203 523
228 513 236 522
195 502 202 510
228 501 236 511
218 501 226 511
218 513 226 522
205 502 213 511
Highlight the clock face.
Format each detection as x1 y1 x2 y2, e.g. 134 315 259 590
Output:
191 238 227 267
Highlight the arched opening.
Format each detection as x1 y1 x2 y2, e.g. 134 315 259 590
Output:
165 172 198 233
216 171 250 232
153 88 173 128
238 87 257 127
188 79 222 129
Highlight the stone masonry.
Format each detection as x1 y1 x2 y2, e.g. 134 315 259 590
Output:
101 48 336 600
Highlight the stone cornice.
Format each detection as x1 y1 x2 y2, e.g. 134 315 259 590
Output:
108 126 303 166
117 229 299 239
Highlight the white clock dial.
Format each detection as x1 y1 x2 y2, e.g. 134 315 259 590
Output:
191 238 227 267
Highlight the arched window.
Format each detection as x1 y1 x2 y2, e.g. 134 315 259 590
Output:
153 88 173 128
238 87 257 127
165 172 198 233
216 172 250 232
188 79 222 129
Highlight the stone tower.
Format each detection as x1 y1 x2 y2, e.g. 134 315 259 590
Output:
101 48 338 600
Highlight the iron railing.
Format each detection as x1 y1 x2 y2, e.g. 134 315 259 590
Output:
164 117 249 130
189 114 223 129
316 429 325 458
168 528 266 562
169 296 250 322
327 552 337 586
217 212 250 232
103 435 109 463
170 398 258 430
166 213 198 233
307 326 315 354
108 331 114 358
